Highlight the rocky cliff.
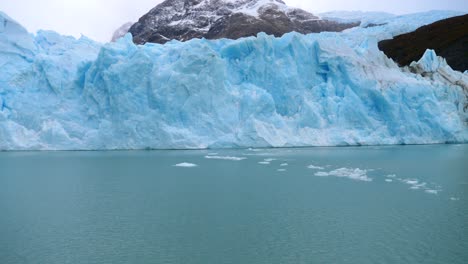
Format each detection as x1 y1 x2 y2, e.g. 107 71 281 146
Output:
379 14 468 72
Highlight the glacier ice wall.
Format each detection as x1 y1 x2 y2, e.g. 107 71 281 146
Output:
0 11 467 150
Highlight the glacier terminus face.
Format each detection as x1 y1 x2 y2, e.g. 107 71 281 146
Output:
0 10 467 150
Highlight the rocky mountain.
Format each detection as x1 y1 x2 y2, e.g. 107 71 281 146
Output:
128 0 359 44
378 14 468 72
111 22 134 42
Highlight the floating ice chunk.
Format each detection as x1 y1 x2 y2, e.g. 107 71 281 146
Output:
307 165 325 170
314 168 372 182
386 174 397 178
259 158 275 164
402 179 426 189
204 156 246 161
385 179 393 182
450 197 460 201
397 178 443 194
174 163 198 167
403 179 419 185
416 183 427 188
280 163 288 167
277 169 286 172
314 172 329 177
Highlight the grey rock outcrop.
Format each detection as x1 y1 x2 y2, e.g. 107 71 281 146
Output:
128 0 358 44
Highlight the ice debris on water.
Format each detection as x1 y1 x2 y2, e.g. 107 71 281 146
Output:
307 165 325 170
314 168 372 182
398 178 442 194
204 156 246 161
174 163 198 167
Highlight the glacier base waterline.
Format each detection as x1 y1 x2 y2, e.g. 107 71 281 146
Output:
0 11 467 150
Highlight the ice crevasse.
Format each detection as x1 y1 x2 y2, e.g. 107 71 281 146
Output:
0 11 467 150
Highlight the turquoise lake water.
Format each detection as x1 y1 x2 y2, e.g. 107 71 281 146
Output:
0 145 467 264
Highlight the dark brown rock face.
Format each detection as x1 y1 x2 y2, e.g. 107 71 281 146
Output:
128 0 358 45
378 14 468 72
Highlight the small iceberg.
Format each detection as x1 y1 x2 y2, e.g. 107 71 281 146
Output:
425 189 439 195
314 168 372 182
307 165 325 170
204 156 246 161
174 163 198 167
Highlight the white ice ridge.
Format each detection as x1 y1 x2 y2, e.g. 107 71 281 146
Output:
174 162 198 167
0 10 467 150
314 167 372 182
318 10 396 26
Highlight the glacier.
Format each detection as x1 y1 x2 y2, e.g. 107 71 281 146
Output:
0 10 467 150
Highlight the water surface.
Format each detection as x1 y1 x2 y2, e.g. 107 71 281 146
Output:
1 145 467 264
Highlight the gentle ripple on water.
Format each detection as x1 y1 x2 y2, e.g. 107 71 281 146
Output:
0 144 467 264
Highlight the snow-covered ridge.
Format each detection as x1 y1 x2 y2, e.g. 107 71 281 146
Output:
215 0 290 17
149 0 301 21
319 11 396 25
0 10 467 150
